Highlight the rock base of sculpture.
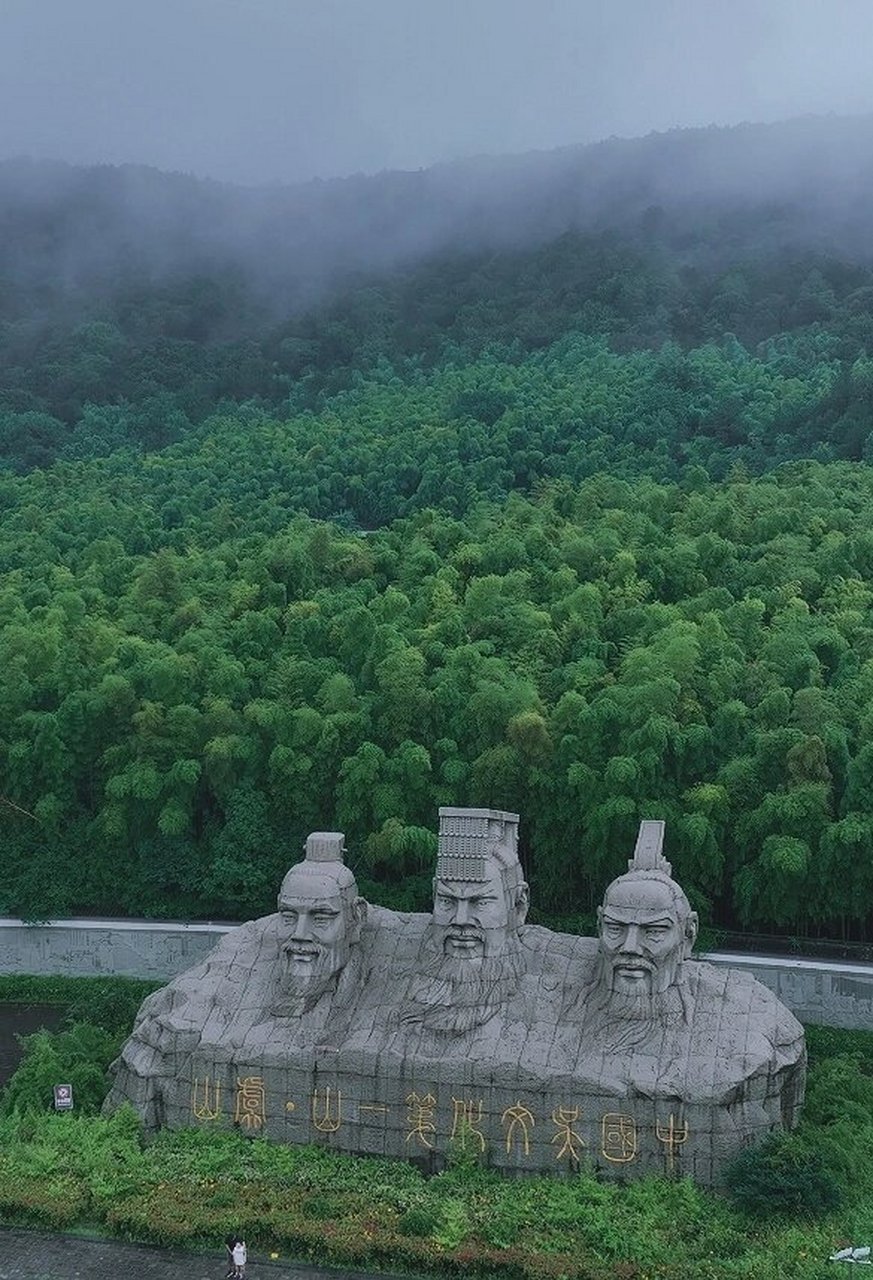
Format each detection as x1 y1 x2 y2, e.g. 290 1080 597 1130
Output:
105 814 805 1186
116 1052 797 1184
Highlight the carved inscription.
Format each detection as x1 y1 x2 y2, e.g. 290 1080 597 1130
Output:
234 1076 266 1131
501 1101 535 1156
406 1092 438 1149
191 1076 222 1122
450 1097 486 1152
601 1112 637 1164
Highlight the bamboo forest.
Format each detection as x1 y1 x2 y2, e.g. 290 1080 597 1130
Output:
5 122 873 942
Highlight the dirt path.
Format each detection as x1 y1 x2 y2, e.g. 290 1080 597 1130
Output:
0 1227 401 1280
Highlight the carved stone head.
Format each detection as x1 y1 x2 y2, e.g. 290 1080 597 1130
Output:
276 832 366 1005
597 870 698 996
431 808 529 960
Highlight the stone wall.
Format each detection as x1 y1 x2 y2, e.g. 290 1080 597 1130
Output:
705 951 873 1032
0 917 231 981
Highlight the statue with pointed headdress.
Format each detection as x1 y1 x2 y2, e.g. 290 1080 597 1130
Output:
572 821 701 1047
553 821 806 1174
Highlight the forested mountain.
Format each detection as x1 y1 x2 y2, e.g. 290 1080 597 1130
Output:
4 116 873 937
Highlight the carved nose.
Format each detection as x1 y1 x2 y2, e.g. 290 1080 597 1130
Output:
292 914 309 939
623 925 643 953
454 900 471 926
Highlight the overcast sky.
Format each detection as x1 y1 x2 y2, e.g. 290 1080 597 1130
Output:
2 0 872 187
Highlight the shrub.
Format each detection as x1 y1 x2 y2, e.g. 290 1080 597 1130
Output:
301 1193 346 1220
0 1171 89 1228
399 1205 440 1237
0 974 160 1020
724 1133 842 1216
0 1021 120 1115
804 1024 873 1068
432 1195 471 1249
63 978 161 1034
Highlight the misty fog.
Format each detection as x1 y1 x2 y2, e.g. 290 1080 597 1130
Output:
4 114 873 325
4 0 873 186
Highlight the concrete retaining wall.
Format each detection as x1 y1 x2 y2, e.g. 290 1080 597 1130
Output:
705 951 873 1031
2 918 873 1029
0 917 234 981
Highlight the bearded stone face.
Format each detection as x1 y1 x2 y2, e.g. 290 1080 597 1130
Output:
597 876 696 998
559 876 699 1051
399 855 528 1034
431 858 527 960
276 870 355 1007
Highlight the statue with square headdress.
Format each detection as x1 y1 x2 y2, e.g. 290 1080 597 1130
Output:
397 807 533 1034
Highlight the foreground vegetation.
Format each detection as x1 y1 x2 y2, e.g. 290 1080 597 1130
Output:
0 1111 834 1280
0 1043 869 1280
0 981 872 1279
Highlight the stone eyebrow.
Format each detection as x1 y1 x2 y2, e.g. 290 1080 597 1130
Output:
279 899 341 910
602 912 674 925
436 882 498 896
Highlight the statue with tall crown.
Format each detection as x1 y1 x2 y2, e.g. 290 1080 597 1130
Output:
398 807 532 1035
106 811 805 1184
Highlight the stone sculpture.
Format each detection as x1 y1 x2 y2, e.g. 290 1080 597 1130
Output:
106 809 805 1185
547 822 806 1179
272 831 367 1019
105 831 393 1127
398 806 531 1034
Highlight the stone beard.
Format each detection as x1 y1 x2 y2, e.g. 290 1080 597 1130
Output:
568 951 692 1050
400 922 525 1034
272 934 361 1018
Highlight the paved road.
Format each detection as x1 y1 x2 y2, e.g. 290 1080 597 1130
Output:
0 1228 398 1280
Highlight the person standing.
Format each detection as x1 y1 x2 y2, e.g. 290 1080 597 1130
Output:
232 1237 247 1279
224 1233 240 1278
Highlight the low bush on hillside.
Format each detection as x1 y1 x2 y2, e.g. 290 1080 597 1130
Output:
723 1132 842 1216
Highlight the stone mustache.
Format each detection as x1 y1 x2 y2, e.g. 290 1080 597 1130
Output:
106 810 805 1184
